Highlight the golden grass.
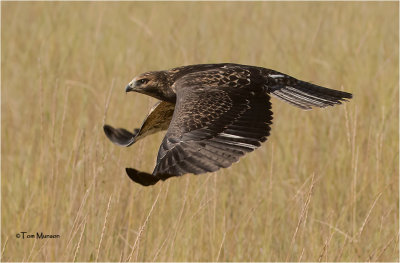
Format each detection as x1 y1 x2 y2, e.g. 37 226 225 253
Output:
1 2 398 261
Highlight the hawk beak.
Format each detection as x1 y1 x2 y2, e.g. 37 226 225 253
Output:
126 79 136 93
125 85 134 93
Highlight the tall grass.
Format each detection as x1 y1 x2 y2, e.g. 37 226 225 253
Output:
2 2 398 261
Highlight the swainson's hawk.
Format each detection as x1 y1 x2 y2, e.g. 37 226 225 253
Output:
104 63 352 186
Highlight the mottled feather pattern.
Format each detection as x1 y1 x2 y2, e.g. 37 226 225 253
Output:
104 63 352 186
103 101 174 147
153 84 272 177
172 89 233 132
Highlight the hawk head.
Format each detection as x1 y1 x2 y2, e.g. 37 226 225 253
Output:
125 71 175 102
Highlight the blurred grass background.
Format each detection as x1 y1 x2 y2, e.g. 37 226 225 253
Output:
1 2 398 261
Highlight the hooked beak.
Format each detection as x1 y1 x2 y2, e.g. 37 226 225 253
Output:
125 84 134 93
125 80 136 93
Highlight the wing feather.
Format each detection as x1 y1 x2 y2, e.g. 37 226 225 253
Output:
150 73 273 178
103 101 175 147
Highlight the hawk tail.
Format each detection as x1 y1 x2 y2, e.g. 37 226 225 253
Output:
268 80 352 110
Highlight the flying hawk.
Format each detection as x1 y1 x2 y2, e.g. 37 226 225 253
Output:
104 63 352 186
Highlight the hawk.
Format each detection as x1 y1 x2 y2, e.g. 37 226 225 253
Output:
104 63 352 186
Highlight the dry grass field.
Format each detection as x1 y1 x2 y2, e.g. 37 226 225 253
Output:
1 2 398 262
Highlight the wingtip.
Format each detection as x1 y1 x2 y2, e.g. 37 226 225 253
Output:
125 168 160 186
103 124 136 147
103 124 113 136
103 124 116 142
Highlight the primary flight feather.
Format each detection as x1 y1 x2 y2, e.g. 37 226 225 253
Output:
104 63 352 186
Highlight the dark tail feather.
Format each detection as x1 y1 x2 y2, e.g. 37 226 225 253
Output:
270 80 352 110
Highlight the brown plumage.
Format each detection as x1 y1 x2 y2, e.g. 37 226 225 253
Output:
104 63 352 186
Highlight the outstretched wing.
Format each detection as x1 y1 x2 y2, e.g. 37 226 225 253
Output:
103 101 175 147
126 68 273 186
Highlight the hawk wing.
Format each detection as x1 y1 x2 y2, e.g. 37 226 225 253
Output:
126 69 273 186
103 101 175 147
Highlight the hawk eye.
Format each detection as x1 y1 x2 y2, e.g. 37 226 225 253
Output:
138 78 149 85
